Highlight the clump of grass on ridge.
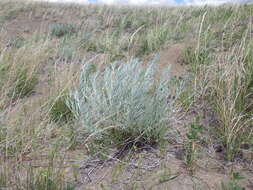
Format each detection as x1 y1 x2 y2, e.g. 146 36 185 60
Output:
198 42 253 161
182 46 211 72
8 35 25 48
0 40 50 107
0 52 37 101
50 24 76 38
137 25 170 55
49 94 74 123
8 68 37 100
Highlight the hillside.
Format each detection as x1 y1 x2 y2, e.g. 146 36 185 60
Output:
0 1 253 189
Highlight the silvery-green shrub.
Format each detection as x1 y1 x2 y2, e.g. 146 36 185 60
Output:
67 59 177 146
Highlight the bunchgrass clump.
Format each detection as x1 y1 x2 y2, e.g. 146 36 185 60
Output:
50 24 76 38
182 46 211 72
0 62 10 90
198 42 253 161
8 68 37 100
49 94 74 123
0 54 38 100
8 35 25 48
0 41 49 105
137 25 170 55
68 59 178 149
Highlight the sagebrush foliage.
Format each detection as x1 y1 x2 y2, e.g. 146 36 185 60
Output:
68 59 177 146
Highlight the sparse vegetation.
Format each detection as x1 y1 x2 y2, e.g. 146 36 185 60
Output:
220 172 245 190
0 1 253 189
0 149 75 190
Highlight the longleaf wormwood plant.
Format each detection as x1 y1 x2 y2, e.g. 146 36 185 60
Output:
68 59 178 148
